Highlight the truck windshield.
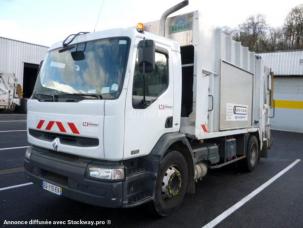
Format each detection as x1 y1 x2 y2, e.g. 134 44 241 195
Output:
33 37 130 100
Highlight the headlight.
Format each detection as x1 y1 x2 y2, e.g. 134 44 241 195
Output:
25 147 31 159
87 166 125 180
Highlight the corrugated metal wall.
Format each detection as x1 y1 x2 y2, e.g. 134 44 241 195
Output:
0 37 48 85
261 51 303 76
260 51 303 133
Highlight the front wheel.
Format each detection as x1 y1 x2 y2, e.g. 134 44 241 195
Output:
152 150 188 217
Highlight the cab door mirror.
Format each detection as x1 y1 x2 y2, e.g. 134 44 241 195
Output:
138 40 155 73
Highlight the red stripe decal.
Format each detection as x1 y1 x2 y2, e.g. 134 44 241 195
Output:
36 120 45 129
201 124 208 133
56 121 67 133
68 122 80 135
46 121 55 131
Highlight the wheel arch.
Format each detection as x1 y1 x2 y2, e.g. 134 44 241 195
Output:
151 133 195 194
250 131 262 151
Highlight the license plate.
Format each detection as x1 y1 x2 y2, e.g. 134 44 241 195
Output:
42 181 62 196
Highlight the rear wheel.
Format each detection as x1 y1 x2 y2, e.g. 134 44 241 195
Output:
242 135 259 172
19 98 27 113
151 150 188 217
9 104 16 112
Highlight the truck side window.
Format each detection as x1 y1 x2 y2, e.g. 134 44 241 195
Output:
132 51 169 109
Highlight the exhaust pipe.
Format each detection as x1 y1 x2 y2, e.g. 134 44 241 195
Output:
159 0 189 36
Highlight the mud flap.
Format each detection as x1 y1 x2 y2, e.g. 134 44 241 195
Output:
260 139 271 158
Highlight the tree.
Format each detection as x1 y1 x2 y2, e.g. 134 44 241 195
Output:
229 6 303 53
233 15 268 52
283 4 303 49
266 28 287 52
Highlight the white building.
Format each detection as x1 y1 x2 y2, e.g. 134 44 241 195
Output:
0 37 48 100
260 50 303 133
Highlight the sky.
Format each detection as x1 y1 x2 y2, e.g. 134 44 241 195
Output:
0 0 302 46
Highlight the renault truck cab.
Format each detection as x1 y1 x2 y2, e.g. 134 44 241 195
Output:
25 27 185 214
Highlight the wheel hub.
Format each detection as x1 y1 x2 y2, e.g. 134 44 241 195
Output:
161 166 182 199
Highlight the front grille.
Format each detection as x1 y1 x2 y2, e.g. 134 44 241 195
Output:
29 129 99 147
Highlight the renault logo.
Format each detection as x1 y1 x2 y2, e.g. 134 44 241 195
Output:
52 138 60 151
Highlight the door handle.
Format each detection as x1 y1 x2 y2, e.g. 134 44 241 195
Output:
165 116 173 128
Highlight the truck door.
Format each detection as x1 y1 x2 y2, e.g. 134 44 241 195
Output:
124 42 178 159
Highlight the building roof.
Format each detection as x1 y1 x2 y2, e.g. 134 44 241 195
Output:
260 50 303 76
0 36 49 49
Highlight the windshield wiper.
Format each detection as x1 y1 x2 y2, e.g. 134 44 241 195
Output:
32 93 102 102
55 93 103 101
32 93 56 102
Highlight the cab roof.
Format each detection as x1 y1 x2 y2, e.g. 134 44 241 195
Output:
49 28 180 52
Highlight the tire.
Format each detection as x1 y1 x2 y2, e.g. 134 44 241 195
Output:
9 104 16 112
151 150 188 217
242 135 259 172
19 98 27 113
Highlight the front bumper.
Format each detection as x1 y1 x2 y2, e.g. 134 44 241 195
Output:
24 146 156 208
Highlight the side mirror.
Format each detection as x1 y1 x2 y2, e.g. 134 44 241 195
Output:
138 40 155 73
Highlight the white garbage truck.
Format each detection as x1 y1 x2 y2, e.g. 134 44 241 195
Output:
0 72 22 111
24 1 273 216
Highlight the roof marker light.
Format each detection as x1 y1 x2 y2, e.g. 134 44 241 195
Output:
136 23 145 33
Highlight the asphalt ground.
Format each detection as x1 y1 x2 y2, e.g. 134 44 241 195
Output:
0 113 302 228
